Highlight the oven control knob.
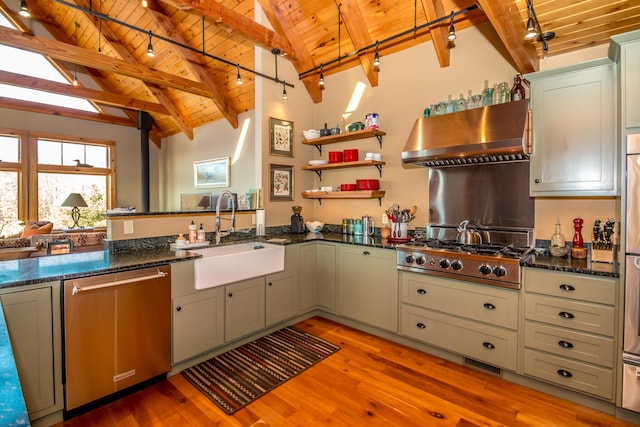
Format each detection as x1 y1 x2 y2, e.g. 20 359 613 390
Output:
405 255 415 264
439 259 450 269
416 256 426 265
451 260 462 271
479 264 492 275
493 266 507 277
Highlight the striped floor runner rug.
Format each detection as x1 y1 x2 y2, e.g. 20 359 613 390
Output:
181 326 340 415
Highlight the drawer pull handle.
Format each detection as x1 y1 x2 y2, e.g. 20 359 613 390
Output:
557 369 573 378
417 288 427 295
558 311 575 319
416 322 426 329
482 342 495 349
483 303 496 310
558 340 574 349
559 284 575 291
363 251 371 255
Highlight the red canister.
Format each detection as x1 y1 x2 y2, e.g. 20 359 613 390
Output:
328 151 343 163
343 149 359 162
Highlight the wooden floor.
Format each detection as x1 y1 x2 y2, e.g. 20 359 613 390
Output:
56 316 638 426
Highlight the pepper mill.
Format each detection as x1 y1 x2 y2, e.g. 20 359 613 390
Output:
571 217 588 259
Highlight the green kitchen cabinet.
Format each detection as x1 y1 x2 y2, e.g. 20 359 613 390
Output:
525 58 617 196
298 242 318 312
171 261 224 365
315 242 337 313
266 245 299 326
0 282 63 423
337 245 398 332
225 277 265 342
610 30 640 130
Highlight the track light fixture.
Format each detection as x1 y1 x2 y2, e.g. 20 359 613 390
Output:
319 64 325 86
373 41 380 67
146 30 155 57
447 12 456 42
236 64 243 85
282 82 288 100
18 0 31 18
538 31 555 60
524 0 537 40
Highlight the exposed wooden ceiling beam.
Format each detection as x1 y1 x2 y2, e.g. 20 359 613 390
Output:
0 97 136 127
0 26 222 99
338 0 378 87
149 4 239 129
160 0 296 60
476 0 539 73
423 0 450 68
258 0 323 103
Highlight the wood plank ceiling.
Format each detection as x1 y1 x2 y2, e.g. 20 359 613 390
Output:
0 0 638 145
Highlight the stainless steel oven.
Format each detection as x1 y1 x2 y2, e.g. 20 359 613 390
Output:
623 134 640 412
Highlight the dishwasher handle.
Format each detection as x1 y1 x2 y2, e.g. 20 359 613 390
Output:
72 269 167 295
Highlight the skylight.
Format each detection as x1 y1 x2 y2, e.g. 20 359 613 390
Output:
0 13 98 113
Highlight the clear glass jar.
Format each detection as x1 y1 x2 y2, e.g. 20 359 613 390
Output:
550 218 565 247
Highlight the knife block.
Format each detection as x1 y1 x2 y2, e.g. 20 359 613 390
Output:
591 244 614 263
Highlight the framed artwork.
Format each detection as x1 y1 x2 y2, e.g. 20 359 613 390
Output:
269 117 294 157
193 157 229 188
269 164 293 201
47 239 73 255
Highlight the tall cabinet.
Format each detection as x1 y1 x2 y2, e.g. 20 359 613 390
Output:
525 58 618 196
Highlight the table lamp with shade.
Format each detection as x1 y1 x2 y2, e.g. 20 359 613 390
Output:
61 193 88 229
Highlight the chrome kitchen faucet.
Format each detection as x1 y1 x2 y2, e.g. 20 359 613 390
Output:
215 190 236 245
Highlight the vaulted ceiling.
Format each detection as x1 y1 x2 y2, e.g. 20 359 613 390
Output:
0 0 638 146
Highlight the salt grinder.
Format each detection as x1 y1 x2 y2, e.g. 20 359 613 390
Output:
571 217 588 259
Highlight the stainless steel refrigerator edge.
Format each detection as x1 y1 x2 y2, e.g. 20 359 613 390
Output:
622 134 640 412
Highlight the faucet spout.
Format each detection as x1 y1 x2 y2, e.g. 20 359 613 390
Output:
215 190 236 244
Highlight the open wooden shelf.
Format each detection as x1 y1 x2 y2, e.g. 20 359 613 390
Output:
302 129 385 153
302 159 385 179
302 190 385 205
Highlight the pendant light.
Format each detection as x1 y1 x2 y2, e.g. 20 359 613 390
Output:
146 30 155 57
319 64 325 86
236 64 243 85
373 41 380 67
72 22 79 86
282 82 288 100
447 12 456 41
18 0 31 18
141 0 148 7
524 0 538 40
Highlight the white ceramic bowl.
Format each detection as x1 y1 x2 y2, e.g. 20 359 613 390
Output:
308 159 329 166
306 221 324 233
549 245 569 257
303 130 320 140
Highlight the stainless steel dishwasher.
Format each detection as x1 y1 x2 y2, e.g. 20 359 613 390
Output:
63 265 171 411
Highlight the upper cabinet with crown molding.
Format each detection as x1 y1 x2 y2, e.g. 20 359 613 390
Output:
610 30 640 131
525 58 618 197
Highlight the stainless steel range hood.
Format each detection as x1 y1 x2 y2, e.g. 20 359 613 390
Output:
402 99 531 167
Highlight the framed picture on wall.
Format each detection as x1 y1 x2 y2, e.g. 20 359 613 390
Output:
269 164 293 201
269 117 294 157
193 157 229 188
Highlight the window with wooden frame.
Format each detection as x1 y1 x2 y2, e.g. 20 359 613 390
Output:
0 128 28 237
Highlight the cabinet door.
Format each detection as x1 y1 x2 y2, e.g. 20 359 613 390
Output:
172 287 224 364
315 242 337 312
528 60 616 196
338 246 398 331
622 41 640 129
225 277 265 342
298 243 317 312
1 285 60 418
266 245 299 326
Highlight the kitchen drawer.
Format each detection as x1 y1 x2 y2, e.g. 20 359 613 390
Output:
400 272 518 330
525 294 614 336
524 268 616 305
523 348 614 400
401 304 517 371
524 321 614 368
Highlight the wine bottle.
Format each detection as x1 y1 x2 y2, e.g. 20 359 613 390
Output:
510 74 525 101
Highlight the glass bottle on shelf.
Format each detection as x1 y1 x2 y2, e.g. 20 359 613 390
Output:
456 93 466 111
445 94 456 114
510 74 525 101
482 80 494 106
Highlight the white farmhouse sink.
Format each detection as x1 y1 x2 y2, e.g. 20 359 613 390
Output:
192 242 285 290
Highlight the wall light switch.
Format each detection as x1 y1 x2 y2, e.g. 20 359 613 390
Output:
124 220 134 234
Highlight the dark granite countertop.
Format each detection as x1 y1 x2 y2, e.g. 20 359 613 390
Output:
521 252 619 278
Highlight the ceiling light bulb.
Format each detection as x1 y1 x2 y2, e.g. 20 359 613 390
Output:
319 64 325 86
236 64 243 85
447 12 456 41
282 83 288 100
373 41 380 67
146 31 155 57
18 0 31 18
73 64 78 86
141 0 148 7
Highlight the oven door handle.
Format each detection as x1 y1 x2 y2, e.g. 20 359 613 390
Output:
72 270 167 295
